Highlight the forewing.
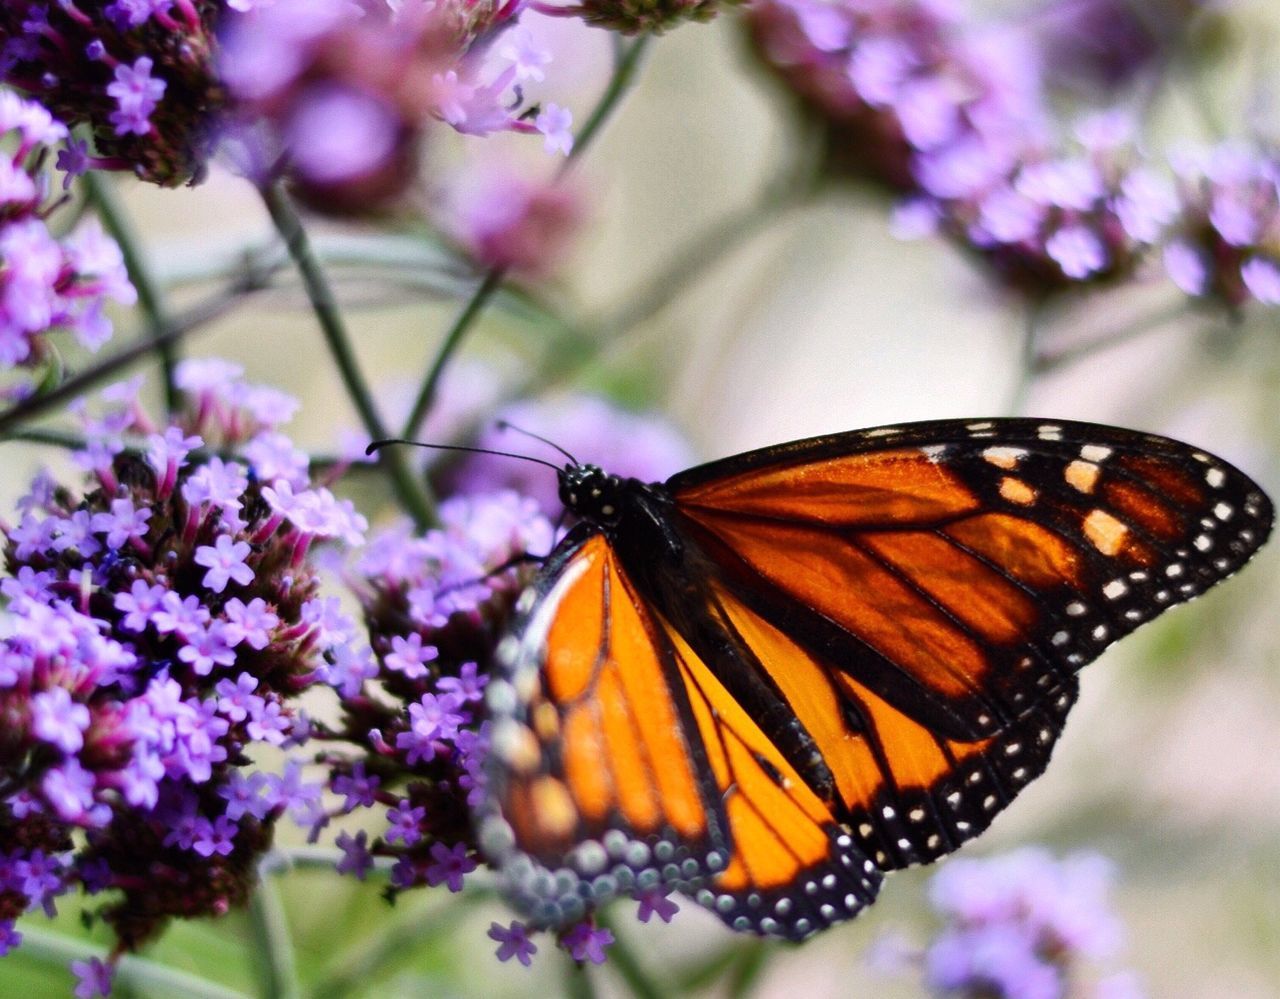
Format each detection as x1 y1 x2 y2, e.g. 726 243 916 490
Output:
477 530 729 929
671 418 1272 744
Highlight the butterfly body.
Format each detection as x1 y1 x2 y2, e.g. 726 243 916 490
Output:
477 418 1272 940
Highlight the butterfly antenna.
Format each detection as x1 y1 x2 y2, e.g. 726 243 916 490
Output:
496 420 580 466
366 438 563 472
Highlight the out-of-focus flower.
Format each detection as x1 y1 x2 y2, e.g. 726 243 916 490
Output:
905 112 1177 294
0 94 135 377
444 393 695 514
219 0 570 213
1030 0 1218 94
870 848 1145 998
0 360 360 963
0 1 227 186
545 0 747 35
1160 143 1280 308
447 168 588 277
747 0 1047 193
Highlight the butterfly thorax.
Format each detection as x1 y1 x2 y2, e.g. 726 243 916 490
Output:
558 464 684 562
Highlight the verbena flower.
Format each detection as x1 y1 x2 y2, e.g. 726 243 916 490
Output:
870 848 1146 998
0 1 228 186
219 0 570 213
444 393 694 514
748 0 1046 194
1160 143 1280 309
904 111 1177 294
0 94 135 379
0 360 361 965
447 167 588 278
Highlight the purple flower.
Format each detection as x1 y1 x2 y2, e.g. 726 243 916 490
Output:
106 57 167 136
30 686 91 754
561 922 614 965
332 763 380 812
385 633 439 680
436 661 487 703
635 888 679 924
0 920 22 956
385 801 427 846
194 535 255 593
925 923 1060 999
191 815 239 858
71 957 114 999
424 841 476 892
336 830 373 880
489 920 537 966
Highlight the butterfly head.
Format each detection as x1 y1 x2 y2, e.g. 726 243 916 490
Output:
558 463 625 527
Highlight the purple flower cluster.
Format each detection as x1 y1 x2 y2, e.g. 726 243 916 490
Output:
1160 144 1280 309
873 848 1145 999
750 0 1276 306
0 0 227 186
0 93 135 377
749 0 1175 294
0 359 361 957
444 393 695 514
322 491 554 888
219 0 574 213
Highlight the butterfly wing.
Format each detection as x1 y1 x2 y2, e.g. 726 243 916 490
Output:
478 527 730 928
668 418 1272 869
479 525 883 939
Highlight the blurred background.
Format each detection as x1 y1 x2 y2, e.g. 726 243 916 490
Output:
4 0 1280 995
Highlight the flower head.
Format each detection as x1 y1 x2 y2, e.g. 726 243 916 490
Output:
0 1 225 185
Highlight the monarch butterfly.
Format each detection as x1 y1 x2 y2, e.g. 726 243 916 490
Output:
472 417 1272 940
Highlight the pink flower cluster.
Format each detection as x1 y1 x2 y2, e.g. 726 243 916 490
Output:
219 0 573 212
0 93 134 377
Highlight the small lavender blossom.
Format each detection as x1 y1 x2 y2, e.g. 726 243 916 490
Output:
489 920 538 966
561 922 615 965
71 957 114 999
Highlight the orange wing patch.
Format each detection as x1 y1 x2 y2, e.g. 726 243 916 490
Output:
680 509 994 700
705 586 1070 871
678 449 980 526
479 534 725 930
664 622 881 938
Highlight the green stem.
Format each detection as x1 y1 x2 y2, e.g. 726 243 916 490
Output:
246 879 301 999
1006 301 1046 416
594 915 664 999
260 181 435 527
564 37 653 171
564 960 598 999
0 278 258 438
400 266 506 441
16 925 252 999
400 35 654 440
83 171 180 415
308 889 491 999
1032 300 1190 375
